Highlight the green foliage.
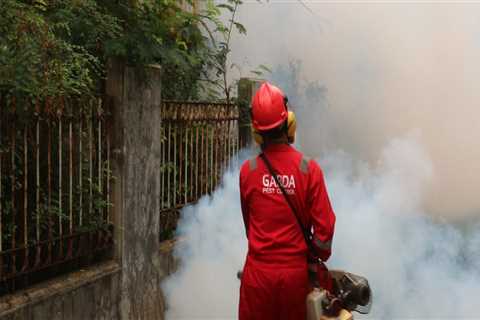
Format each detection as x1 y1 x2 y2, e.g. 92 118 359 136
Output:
0 121 113 248
198 0 245 103
0 0 106 101
0 0 249 104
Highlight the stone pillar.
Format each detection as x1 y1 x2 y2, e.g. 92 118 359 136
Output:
107 60 164 320
237 78 263 147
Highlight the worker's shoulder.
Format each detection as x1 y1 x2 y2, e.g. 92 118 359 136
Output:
240 155 259 174
297 152 311 173
296 151 321 174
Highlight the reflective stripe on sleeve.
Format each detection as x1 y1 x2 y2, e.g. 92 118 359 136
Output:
300 156 310 174
313 236 332 251
249 157 257 171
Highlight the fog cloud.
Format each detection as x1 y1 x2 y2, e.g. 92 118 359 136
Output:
230 1 480 220
163 3 480 319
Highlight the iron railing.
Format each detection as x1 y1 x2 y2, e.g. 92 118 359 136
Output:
0 95 113 294
159 101 243 239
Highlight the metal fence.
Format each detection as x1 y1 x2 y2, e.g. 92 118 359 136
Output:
159 101 243 239
0 96 113 294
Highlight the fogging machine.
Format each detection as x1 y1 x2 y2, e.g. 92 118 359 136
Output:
237 269 372 319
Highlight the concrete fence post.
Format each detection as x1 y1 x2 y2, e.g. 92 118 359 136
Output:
107 59 164 320
237 78 263 147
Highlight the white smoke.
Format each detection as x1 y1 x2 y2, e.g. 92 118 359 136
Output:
230 2 480 220
162 2 480 319
163 135 480 319
163 153 250 320
325 136 480 318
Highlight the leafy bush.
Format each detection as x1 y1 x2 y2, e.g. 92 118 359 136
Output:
0 0 247 105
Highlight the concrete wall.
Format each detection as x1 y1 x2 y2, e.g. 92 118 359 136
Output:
0 243 179 320
108 60 164 320
0 61 172 320
0 262 121 320
237 78 263 147
0 243 178 320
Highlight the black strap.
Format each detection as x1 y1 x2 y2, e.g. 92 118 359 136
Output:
259 152 315 253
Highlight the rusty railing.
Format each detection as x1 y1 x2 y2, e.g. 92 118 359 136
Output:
0 96 113 294
160 101 242 239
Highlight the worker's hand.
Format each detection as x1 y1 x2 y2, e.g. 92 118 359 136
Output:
317 262 334 293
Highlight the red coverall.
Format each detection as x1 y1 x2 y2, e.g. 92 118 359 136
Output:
239 144 336 320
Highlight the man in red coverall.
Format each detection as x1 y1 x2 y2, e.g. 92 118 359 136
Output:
239 82 336 320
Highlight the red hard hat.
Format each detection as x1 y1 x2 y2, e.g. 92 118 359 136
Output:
251 82 288 131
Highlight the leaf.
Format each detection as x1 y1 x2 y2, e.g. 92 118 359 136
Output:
33 0 48 11
206 0 221 16
258 64 272 73
233 22 247 35
176 40 188 51
217 4 235 12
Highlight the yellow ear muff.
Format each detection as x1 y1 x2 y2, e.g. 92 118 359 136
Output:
287 111 296 144
252 127 264 145
251 111 296 145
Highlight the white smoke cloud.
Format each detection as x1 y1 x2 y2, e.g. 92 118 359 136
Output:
162 153 250 320
230 1 480 220
324 136 480 318
163 136 480 319
162 2 480 319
